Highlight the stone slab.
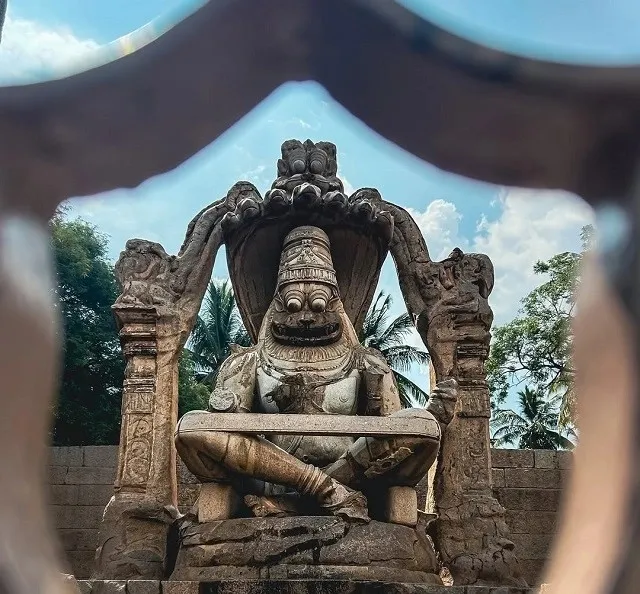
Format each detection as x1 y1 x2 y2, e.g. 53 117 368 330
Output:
494 488 562 512
78 484 115 506
51 447 84 467
74 581 537 594
52 505 105 529
195 581 534 593
175 565 440 583
491 450 534 469
503 469 563 489
163 583 200 594
50 484 80 505
505 510 558 534
172 516 439 583
179 412 440 439
386 486 418 526
77 581 93 594
127 580 162 594
59 528 100 551
510 533 555 560
65 466 116 485
491 468 505 488
83 445 118 468
92 581 127 594
518 559 548 587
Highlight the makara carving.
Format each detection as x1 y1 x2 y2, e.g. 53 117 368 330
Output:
99 139 524 587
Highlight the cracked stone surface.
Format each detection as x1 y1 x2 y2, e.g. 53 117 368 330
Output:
171 516 440 583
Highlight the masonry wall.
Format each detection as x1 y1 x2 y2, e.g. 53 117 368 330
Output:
49 446 571 583
492 448 572 586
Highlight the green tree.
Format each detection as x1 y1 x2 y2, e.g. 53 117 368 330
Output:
487 225 594 429
50 211 124 445
491 387 574 450
177 350 210 417
187 280 252 388
359 291 430 408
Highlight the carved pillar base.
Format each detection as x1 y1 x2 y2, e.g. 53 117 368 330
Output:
94 493 179 580
429 417 524 587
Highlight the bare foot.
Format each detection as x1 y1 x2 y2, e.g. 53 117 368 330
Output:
321 479 370 524
244 494 298 518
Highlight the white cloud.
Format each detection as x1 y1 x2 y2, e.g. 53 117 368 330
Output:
408 189 593 325
0 14 100 84
474 188 593 323
407 199 469 260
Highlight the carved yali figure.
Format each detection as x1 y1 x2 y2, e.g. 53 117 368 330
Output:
175 225 457 523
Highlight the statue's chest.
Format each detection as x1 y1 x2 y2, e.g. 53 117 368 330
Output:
256 366 360 415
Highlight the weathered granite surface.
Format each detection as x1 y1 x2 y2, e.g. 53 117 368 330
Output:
75 580 537 593
170 516 440 583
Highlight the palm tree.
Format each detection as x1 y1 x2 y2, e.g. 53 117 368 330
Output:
491 387 574 450
187 280 251 386
359 291 430 408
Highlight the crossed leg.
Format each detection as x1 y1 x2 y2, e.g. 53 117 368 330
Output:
174 422 369 522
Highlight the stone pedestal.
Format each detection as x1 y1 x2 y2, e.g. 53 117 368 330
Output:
170 516 442 584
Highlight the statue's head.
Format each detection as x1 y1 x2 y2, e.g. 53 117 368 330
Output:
271 226 344 346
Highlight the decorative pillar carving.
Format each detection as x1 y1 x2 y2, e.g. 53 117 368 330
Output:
420 250 526 587
94 304 181 580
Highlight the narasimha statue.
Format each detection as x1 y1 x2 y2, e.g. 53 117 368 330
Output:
175 224 456 523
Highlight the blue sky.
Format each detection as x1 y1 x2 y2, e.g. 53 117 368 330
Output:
2 0 623 406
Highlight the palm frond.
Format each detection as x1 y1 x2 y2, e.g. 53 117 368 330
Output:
375 312 416 350
394 372 429 408
382 345 430 373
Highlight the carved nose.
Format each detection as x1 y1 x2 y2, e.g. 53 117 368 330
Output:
299 314 315 327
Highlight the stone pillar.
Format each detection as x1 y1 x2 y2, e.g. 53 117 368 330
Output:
94 304 180 580
422 252 525 587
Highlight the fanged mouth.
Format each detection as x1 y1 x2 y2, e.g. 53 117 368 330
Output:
272 322 342 345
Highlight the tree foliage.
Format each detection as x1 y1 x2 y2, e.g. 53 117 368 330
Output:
491 387 574 450
487 225 594 428
177 350 210 417
359 291 430 408
50 211 124 445
184 280 251 388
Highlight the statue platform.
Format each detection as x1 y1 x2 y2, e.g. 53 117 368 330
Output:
169 516 441 584
71 577 534 593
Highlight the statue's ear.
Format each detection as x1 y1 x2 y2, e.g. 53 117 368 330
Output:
277 158 288 176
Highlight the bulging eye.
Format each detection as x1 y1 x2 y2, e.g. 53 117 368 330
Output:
286 296 303 312
309 291 328 313
310 298 326 312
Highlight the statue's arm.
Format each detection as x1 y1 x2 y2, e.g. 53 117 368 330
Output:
208 347 257 413
360 348 402 416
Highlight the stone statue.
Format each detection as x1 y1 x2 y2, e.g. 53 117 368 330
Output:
175 224 457 524
100 139 524 587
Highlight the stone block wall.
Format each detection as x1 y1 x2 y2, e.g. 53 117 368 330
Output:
492 448 572 586
48 446 571 582
49 445 200 578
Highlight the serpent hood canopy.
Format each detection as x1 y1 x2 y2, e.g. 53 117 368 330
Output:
218 139 394 341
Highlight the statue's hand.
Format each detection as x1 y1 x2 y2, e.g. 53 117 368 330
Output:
427 378 458 427
208 387 239 413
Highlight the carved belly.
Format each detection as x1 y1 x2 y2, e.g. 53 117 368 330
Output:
256 367 360 466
